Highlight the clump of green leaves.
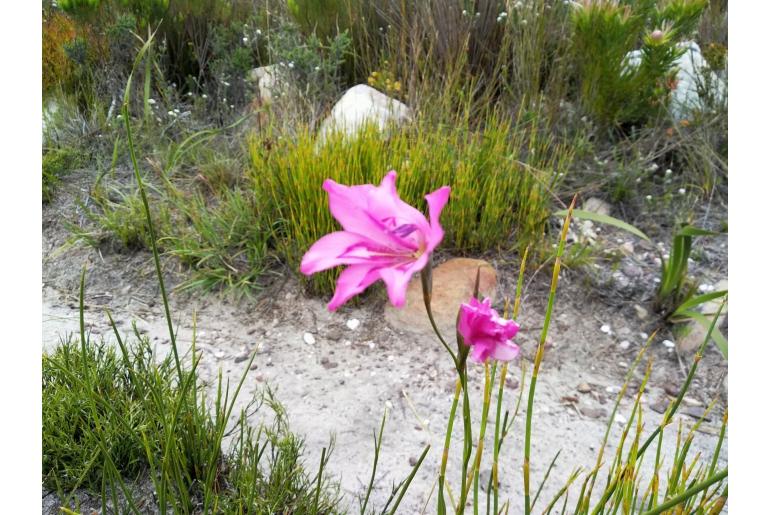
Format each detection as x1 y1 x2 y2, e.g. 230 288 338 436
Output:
571 0 708 127
43 146 86 203
250 107 573 294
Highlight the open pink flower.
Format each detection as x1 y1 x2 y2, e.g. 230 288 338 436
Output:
300 171 451 311
458 297 520 363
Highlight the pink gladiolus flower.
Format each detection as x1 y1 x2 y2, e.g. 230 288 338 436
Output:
300 171 451 311
458 297 521 363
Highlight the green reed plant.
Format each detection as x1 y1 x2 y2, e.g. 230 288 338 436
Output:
250 108 573 294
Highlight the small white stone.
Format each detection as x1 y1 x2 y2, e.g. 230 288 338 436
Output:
698 283 711 293
368 341 375 350
605 385 620 394
385 400 394 409
346 318 360 330
600 324 611 334
213 349 225 359
619 340 631 350
640 332 649 340
616 413 628 425
665 168 673 176
303 332 316 345
646 195 652 201
662 339 675 348
678 188 686 195
619 361 628 368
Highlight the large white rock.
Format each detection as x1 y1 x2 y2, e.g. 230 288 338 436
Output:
248 65 281 104
624 41 727 120
317 84 412 145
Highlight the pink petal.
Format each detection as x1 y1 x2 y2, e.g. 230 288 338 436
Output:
323 179 407 250
491 342 520 362
300 231 369 275
327 264 381 311
425 186 451 249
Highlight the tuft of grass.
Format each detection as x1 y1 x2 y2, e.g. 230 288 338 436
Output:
43 145 86 203
249 107 573 294
42 332 342 512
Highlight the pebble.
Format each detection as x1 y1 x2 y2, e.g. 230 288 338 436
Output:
385 400 394 410
662 339 675 349
234 352 250 363
619 340 631 350
577 382 592 394
615 413 628 425
320 357 338 369
506 377 519 389
618 361 628 368
303 332 316 345
581 406 606 419
213 349 225 359
408 456 418 466
650 399 669 414
681 406 711 421
346 318 360 330
600 324 611 334
683 396 702 407
605 385 620 394
663 383 680 397
634 305 649 320
639 332 649 340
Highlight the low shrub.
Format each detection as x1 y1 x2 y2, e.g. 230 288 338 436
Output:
249 108 574 294
42 146 86 203
43 326 342 512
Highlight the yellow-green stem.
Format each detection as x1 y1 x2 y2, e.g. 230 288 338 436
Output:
523 196 575 514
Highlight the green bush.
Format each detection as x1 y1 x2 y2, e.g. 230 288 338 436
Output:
570 0 708 127
43 333 342 512
249 109 573 294
42 146 85 203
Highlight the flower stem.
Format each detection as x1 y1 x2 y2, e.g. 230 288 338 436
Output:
523 196 576 515
438 379 462 515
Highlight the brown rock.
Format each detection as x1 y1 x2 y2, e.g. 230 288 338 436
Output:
577 382 592 394
663 382 680 397
384 258 497 337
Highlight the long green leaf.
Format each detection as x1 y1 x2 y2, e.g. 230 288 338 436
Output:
685 311 728 358
673 290 727 317
554 209 651 242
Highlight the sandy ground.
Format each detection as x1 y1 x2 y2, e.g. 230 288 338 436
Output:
42 170 728 513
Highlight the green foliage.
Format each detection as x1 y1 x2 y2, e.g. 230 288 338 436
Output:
655 224 718 311
286 0 352 41
571 0 708 127
42 146 86 203
42 329 342 512
266 19 352 115
250 110 573 294
59 0 102 18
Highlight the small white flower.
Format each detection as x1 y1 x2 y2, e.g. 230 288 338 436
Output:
156 117 161 123
499 11 507 17
187 91 193 97
635 177 641 183
242 37 249 43
665 168 673 176
475 11 481 17
515 1 523 8
173 108 180 114
678 188 686 194
462 9 468 16
314 66 320 71
256 29 262 35
230 104 235 109
148 98 156 105
167 111 176 116
201 94 208 99
222 81 231 87
288 62 295 69
521 19 528 25
116 114 123 120
646 195 652 201
279 61 285 67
